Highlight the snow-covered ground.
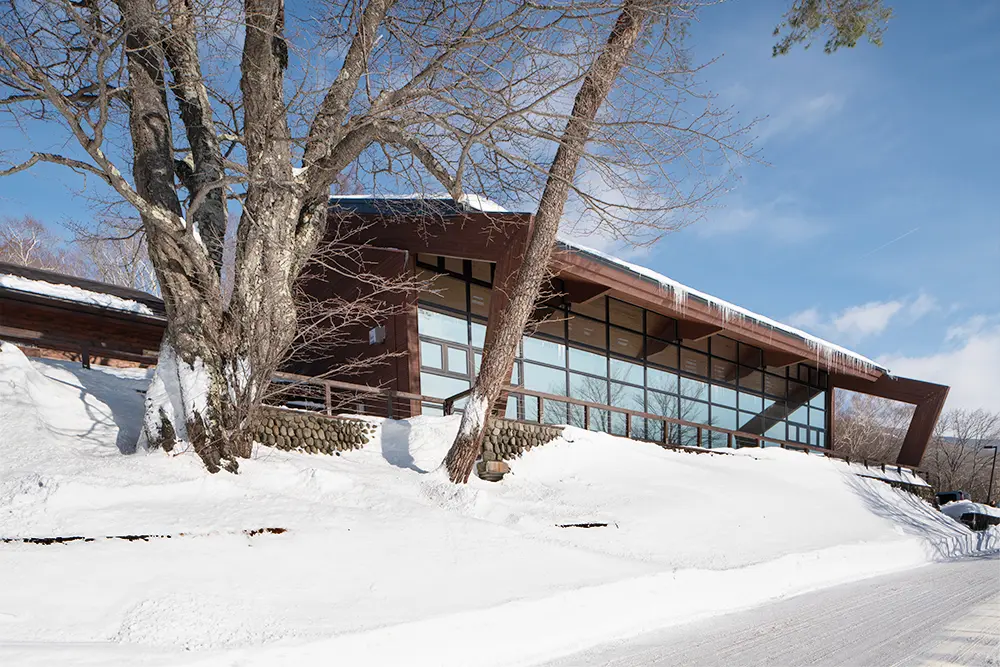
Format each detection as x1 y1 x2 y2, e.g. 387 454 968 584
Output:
0 342 996 666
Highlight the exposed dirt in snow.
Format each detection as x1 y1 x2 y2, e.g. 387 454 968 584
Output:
0 344 996 666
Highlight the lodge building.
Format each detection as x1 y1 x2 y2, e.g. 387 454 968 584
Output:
0 196 949 468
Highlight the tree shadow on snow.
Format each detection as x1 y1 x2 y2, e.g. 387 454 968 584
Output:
378 419 428 473
844 474 999 561
43 362 150 455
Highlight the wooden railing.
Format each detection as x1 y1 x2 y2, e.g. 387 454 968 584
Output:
443 384 926 478
269 372 434 420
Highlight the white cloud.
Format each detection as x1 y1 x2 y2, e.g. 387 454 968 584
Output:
757 92 846 143
786 294 938 343
879 318 1000 412
697 195 827 243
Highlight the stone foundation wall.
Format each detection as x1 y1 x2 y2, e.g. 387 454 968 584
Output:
254 406 376 454
481 419 564 462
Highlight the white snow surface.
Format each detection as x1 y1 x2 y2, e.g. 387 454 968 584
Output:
0 344 994 667
557 237 887 375
0 273 155 316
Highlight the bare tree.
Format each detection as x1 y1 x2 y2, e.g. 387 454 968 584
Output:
924 409 1000 503
0 215 85 273
834 391 913 462
70 216 159 294
442 0 893 482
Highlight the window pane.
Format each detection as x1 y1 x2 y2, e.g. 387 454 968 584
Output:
680 348 709 377
542 400 569 425
469 284 491 317
524 336 565 364
421 273 466 311
420 341 442 369
421 403 444 416
505 395 518 420
610 326 642 358
788 404 808 425
569 347 607 376
809 391 826 409
680 376 709 400
681 398 709 426
611 382 644 411
474 352 481 374
471 321 487 348
571 296 606 320
524 362 567 395
447 347 468 375
711 359 737 384
510 361 519 385
739 370 763 392
611 357 643 384
471 260 493 284
713 406 737 431
817 431 825 448
646 341 679 368
568 315 606 348
765 420 786 440
647 390 677 419
570 372 607 404
764 373 787 398
712 385 737 408
809 407 826 428
416 253 440 266
739 411 758 431
739 392 764 413
647 419 665 442
647 367 678 394
419 372 469 399
609 299 643 331
738 344 763 369
709 430 730 449
533 312 566 339
713 336 738 361
418 308 467 343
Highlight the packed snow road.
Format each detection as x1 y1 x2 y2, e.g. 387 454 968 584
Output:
541 552 1000 667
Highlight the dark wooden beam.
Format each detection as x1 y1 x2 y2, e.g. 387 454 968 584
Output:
763 349 807 369
562 277 609 304
677 320 723 342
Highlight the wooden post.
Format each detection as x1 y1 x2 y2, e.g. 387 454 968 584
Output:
696 427 702 448
324 383 332 416
537 396 545 424
625 412 632 437
81 344 91 369
584 404 590 429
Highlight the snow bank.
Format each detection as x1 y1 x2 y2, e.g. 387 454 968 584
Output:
0 351 994 667
0 273 155 316
940 500 1000 521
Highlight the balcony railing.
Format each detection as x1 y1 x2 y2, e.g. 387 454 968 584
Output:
442 384 926 478
268 372 431 420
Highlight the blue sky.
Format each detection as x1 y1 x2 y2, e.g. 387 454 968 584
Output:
635 0 999 411
1 0 997 411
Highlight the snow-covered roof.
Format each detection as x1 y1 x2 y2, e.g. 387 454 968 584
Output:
327 193 887 376
0 272 158 317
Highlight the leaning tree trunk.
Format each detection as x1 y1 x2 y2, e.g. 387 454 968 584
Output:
444 0 654 483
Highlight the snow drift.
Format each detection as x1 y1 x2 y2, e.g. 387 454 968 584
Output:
0 344 996 667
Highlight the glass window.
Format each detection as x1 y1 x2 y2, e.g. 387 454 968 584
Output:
809 407 826 428
609 299 643 331
712 385 737 408
419 372 469 399
764 373 787 398
611 381 644 411
474 351 481 374
713 406 737 431
505 395 518 420
471 260 493 284
471 321 486 348
570 372 607 404
420 341 442 369
809 391 826 409
739 370 763 393
684 336 710 353
569 346 607 376
532 312 566 339
646 341 678 368
611 357 643 385
708 430 730 449
421 273 467 311
647 367 678 394
610 326 642 358
524 336 564 364
738 411 758 431
788 381 809 403
681 398 709 426
711 359 737 384
680 348 709 377
680 376 708 400
416 253 440 267
765 420 786 440
469 284 491 317
789 404 808 425
818 431 825 448
646 311 677 341
739 392 764 413
447 347 468 375
542 400 570 426
444 256 464 274
418 308 467 344
524 362 567 395
571 296 606 321
647 390 677 419
647 419 665 442
510 361 519 385
712 336 738 361
568 315 606 348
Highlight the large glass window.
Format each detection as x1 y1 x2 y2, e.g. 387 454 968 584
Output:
415 265 830 448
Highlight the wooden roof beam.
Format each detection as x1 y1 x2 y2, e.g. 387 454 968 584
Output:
677 320 723 342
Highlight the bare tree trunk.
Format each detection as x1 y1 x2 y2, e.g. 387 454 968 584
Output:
443 0 656 483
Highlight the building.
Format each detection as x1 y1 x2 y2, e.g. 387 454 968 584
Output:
296 196 949 467
0 261 165 367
